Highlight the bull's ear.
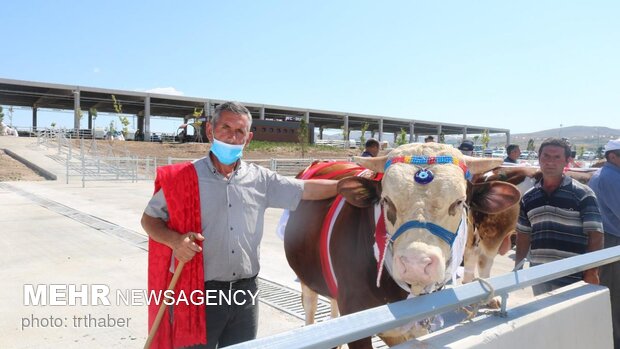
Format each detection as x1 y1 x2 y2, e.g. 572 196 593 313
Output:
463 156 503 175
337 177 382 208
354 155 388 173
470 181 520 214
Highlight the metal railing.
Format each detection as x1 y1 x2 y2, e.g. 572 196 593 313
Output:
229 246 620 349
35 130 356 185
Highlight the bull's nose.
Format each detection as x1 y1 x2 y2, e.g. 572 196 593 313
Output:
397 255 436 283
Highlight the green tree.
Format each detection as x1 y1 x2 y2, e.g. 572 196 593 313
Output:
439 132 445 144
527 138 535 152
90 107 98 130
396 128 407 146
577 146 585 159
8 106 13 125
359 122 369 150
481 129 491 149
473 135 480 144
112 95 130 136
596 146 604 159
298 118 309 158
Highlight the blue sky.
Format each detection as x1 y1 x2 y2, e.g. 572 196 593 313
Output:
1 0 618 134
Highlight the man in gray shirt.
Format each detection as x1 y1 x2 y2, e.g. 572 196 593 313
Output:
142 101 337 348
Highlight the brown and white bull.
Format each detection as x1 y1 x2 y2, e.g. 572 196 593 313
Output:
462 165 598 291
284 143 520 348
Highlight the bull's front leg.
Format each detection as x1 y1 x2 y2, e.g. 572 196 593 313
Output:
462 244 479 284
478 250 501 309
330 298 339 319
301 283 318 325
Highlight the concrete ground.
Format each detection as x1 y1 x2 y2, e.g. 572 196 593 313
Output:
0 137 533 348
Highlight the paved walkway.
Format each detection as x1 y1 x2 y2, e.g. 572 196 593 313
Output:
0 136 532 348
0 137 303 348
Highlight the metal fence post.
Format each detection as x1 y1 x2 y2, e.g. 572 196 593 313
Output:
66 152 69 184
82 155 86 188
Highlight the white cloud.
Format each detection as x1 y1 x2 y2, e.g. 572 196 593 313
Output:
144 87 184 96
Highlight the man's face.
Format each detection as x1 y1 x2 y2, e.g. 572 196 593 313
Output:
206 111 253 146
509 147 521 160
609 151 620 167
539 145 568 177
369 145 379 157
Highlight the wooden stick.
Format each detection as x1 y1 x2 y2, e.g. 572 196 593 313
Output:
144 260 186 349
144 233 198 349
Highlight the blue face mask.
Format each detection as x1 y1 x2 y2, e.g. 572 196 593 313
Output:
210 135 244 165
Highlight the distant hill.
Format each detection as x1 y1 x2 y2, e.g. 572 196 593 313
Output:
317 125 619 151
498 126 620 151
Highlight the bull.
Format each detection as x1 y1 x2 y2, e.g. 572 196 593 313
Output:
462 165 598 294
284 143 520 348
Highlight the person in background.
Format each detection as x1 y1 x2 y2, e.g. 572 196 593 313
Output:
589 138 620 349
457 139 474 156
504 144 521 163
515 138 603 296
361 138 380 157
424 135 435 143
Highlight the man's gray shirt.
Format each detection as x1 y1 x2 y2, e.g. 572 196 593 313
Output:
144 155 304 282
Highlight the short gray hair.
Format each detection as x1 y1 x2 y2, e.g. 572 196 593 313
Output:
211 101 253 131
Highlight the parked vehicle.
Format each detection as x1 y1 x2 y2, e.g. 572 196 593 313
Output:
580 151 596 160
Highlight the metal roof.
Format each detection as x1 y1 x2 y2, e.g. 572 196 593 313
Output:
0 77 509 136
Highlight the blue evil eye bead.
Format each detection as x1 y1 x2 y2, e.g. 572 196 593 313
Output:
414 168 434 184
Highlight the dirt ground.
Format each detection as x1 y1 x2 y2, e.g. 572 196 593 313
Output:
76 139 361 160
0 140 364 181
0 150 46 181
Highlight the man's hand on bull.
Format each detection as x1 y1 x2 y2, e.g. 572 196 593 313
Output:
583 268 600 285
172 232 204 263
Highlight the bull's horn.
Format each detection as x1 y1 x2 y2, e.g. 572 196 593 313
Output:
354 155 388 173
463 156 503 175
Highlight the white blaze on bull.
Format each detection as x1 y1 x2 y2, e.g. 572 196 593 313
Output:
356 143 503 295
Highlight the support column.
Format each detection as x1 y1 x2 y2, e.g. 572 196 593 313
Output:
304 111 309 124
378 118 384 142
144 96 151 142
462 126 468 140
73 90 81 130
319 126 324 140
137 116 145 134
32 106 38 131
260 107 265 120
415 134 419 142
88 109 93 130
394 131 398 145
409 122 415 143
343 115 349 141
437 125 442 143
204 100 212 118
506 131 511 146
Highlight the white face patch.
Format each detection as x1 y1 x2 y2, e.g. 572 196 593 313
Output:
381 143 468 293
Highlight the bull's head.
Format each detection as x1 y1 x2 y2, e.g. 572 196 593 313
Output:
339 143 519 295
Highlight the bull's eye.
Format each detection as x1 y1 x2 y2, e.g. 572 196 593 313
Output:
448 198 465 216
382 197 397 225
